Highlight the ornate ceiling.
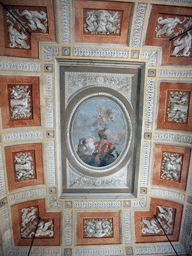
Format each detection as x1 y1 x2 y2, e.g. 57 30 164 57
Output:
0 0 192 255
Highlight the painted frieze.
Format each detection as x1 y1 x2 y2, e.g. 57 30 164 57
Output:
145 5 192 65
134 199 183 243
0 0 55 58
76 211 120 245
152 144 190 191
0 76 41 128
4 143 43 191
157 82 192 131
11 199 60 246
75 1 132 45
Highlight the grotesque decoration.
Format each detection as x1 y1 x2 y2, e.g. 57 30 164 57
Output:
14 152 34 181
84 218 113 238
7 23 30 49
155 16 186 38
6 8 47 49
167 91 189 123
84 10 120 35
142 206 173 235
171 31 192 57
20 206 54 238
155 16 192 57
18 10 48 33
9 85 31 119
161 152 182 181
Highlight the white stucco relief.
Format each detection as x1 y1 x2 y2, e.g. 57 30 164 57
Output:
9 85 31 119
14 152 34 181
21 207 54 238
84 10 120 35
84 218 113 238
161 152 182 181
167 91 189 123
155 16 192 57
6 8 47 49
142 205 174 235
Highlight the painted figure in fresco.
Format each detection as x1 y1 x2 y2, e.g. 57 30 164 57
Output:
77 129 118 167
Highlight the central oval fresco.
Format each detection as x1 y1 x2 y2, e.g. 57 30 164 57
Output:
71 97 128 168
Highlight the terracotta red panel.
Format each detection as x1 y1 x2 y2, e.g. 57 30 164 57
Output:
157 82 192 131
4 143 43 191
0 76 41 128
152 145 190 191
11 199 60 246
75 0 132 45
0 0 55 59
76 211 120 245
145 5 192 65
134 199 183 243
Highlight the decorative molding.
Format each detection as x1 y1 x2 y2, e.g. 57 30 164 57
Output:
60 0 70 45
124 209 132 244
43 46 59 61
144 79 155 130
65 72 133 107
0 197 7 208
153 133 192 144
3 131 43 142
45 74 54 128
49 196 63 208
0 146 6 198
46 140 56 186
73 47 129 58
74 246 124 256
149 188 185 201
181 205 192 252
74 200 122 208
67 164 128 189
131 3 147 48
0 60 41 71
159 69 192 78
188 168 192 196
9 188 46 203
64 210 72 246
187 196 192 204
140 142 151 186
153 0 192 3
140 51 157 66
132 196 147 208
135 244 184 255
